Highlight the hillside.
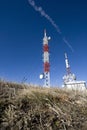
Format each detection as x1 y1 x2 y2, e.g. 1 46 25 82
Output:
0 81 87 130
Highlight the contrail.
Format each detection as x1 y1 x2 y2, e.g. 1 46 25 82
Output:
28 0 61 33
63 37 74 52
28 0 74 52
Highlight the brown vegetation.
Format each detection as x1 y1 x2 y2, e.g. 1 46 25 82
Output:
0 81 87 130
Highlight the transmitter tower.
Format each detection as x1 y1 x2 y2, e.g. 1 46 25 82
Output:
40 30 51 88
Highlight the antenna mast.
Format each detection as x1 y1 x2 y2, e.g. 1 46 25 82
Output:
43 30 51 87
65 53 71 75
63 53 76 83
40 30 51 88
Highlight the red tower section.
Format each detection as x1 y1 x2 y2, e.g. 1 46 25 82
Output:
43 44 49 52
44 62 50 72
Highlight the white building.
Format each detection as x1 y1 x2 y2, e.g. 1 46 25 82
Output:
63 81 86 91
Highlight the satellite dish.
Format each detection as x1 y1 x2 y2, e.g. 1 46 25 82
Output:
39 74 44 79
48 37 51 40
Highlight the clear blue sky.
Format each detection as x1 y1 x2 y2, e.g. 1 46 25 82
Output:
0 0 87 86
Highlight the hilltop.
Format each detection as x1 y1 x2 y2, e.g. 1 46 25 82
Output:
0 81 87 130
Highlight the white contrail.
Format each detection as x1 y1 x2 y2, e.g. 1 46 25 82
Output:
63 37 74 52
28 0 73 52
28 0 61 34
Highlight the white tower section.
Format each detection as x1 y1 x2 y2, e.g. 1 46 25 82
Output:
65 53 70 74
43 30 51 88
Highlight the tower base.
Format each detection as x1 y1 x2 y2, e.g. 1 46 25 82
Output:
44 72 50 88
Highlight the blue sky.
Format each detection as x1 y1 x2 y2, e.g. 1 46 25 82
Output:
0 0 87 86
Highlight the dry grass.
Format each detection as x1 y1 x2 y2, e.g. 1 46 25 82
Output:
0 81 87 130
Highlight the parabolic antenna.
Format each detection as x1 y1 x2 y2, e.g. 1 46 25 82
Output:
39 74 44 79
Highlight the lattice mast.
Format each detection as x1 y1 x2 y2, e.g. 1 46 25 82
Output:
43 30 51 87
63 53 76 83
65 53 71 75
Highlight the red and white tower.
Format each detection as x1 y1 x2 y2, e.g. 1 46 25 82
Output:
40 30 51 88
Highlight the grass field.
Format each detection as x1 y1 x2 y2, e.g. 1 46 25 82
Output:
0 81 87 130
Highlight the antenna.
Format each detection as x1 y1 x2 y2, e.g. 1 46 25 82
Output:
65 53 71 75
40 30 51 88
63 53 76 83
21 77 27 84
